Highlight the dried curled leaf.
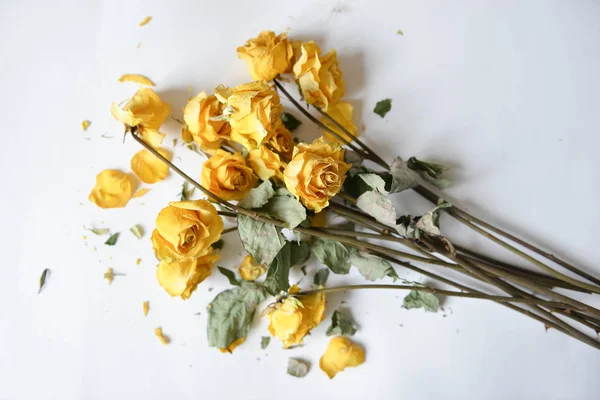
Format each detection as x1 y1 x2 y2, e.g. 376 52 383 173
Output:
287 358 309 378
373 98 392 118
104 232 119 246
403 290 439 312
118 74 155 86
38 268 50 294
326 309 357 337
311 239 351 275
261 336 271 350
281 112 302 132
130 224 144 239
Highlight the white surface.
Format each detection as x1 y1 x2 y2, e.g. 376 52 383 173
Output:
1 0 600 399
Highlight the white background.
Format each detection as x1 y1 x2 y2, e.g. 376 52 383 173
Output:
1 0 600 399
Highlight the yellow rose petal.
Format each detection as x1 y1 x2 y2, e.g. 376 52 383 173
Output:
104 268 114 285
136 258 142 265
133 188 151 198
218 337 245 353
320 337 365 379
130 148 171 184
82 120 91 131
156 250 220 299
322 102 358 144
89 169 134 209
239 255 266 281
288 284 301 294
155 327 170 345
143 301 149 316
138 16 152 26
111 87 170 132
118 74 155 86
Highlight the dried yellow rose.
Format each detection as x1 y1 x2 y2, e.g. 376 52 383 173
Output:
118 73 155 86
89 169 134 209
322 102 358 144
156 249 220 299
143 301 149 316
130 148 171 184
154 327 170 345
247 146 285 182
320 336 365 379
237 30 294 81
283 137 351 212
268 292 326 348
239 255 267 281
219 337 245 353
266 122 294 160
183 91 231 154
151 200 224 262
200 150 257 201
226 81 283 149
111 87 170 148
293 42 344 112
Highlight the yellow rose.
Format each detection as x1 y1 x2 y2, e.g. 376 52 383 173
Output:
239 255 267 281
151 200 224 262
156 249 220 299
283 137 351 212
319 336 365 379
226 81 283 149
237 30 294 81
293 42 344 111
268 292 326 348
201 150 257 200
89 169 134 209
266 122 295 159
111 87 170 147
183 91 231 154
247 146 285 182
322 102 358 144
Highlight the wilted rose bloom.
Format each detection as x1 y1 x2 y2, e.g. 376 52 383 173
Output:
226 81 283 149
237 30 294 81
293 41 344 112
283 137 351 212
156 249 220 299
89 169 134 209
201 150 258 200
183 91 231 154
151 200 224 262
268 292 325 348
319 336 365 379
266 122 295 159
322 101 358 144
111 87 170 147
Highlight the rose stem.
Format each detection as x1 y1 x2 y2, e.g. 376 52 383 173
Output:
298 284 566 306
275 79 600 289
131 133 598 344
272 79 380 166
221 226 238 234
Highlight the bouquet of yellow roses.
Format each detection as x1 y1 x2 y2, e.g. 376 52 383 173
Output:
90 30 600 378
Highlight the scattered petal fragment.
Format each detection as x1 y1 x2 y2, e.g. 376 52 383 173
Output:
118 74 155 86
81 120 91 131
138 16 152 26
133 188 151 198
319 336 365 379
131 148 171 184
89 170 134 209
104 268 114 285
143 301 149 316
155 327 170 345
219 337 245 353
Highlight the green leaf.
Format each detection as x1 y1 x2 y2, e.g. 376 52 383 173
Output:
349 250 395 281
217 267 240 286
207 282 267 348
263 194 307 229
313 268 330 286
414 202 452 237
238 181 276 209
261 336 271 350
104 232 120 246
359 173 388 193
130 224 144 239
38 268 50 294
311 238 351 274
389 157 417 193
386 267 400 282
326 309 357 336
263 241 308 296
86 227 109 235
237 214 286 265
397 29 404 35
373 98 392 118
281 112 302 132
212 239 224 250
356 190 397 226
287 358 309 378
403 290 439 312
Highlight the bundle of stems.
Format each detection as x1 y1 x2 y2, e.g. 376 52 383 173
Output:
129 80 600 351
